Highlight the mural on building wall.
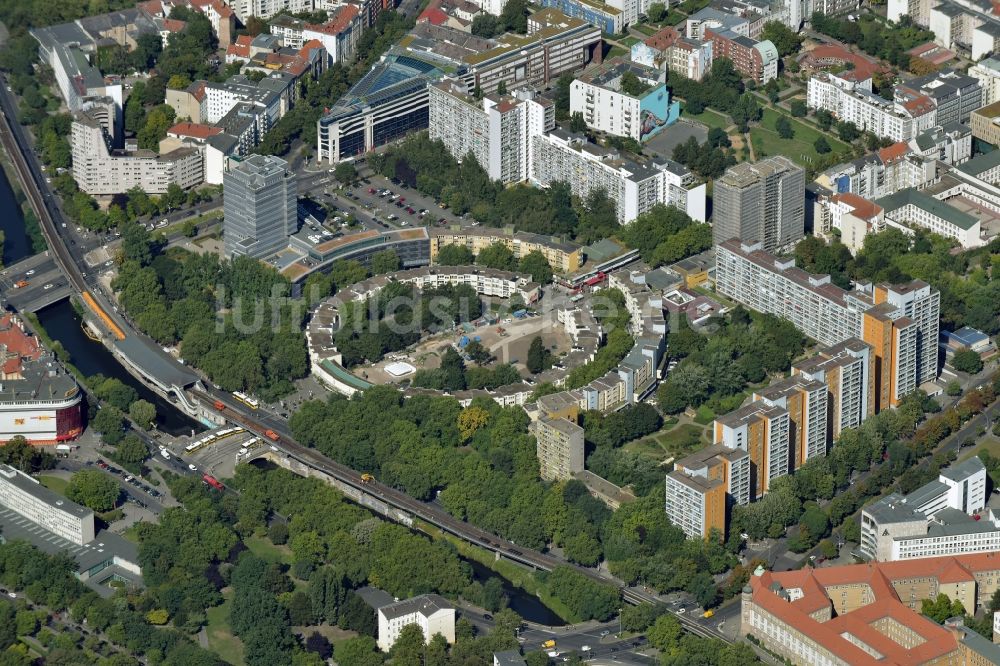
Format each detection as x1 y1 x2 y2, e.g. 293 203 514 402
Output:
639 85 680 141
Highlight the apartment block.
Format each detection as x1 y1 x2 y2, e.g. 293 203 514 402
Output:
665 445 750 539
530 129 707 223
536 0 623 34
0 465 94 545
812 192 885 253
630 27 713 81
901 69 983 126
792 338 875 440
429 226 582 273
223 154 297 259
204 75 283 126
377 594 455 652
807 72 936 142
70 113 203 195
715 240 941 403
569 58 679 142
533 415 585 481
712 157 805 252
814 142 936 202
704 29 778 83
428 79 553 185
713 401 790 499
861 457 989 561
753 375 828 469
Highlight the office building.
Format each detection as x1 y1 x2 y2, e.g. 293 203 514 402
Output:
533 415 585 481
204 74 285 126
861 458 992 562
0 314 83 445
376 594 455 651
969 57 1000 105
223 155 297 259
428 80 554 185
301 6 363 66
753 376 828 469
70 113 203 195
877 188 984 249
569 58 679 142
792 339 875 440
970 99 1000 146
713 401 790 499
742 556 1000 666
665 444 750 539
807 72 936 142
712 157 804 252
0 465 93 545
429 226 582 273
536 0 623 33
531 129 707 223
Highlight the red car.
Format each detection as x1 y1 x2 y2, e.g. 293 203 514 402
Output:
406 207 415 214
97 461 108 469
367 187 376 194
398 196 406 203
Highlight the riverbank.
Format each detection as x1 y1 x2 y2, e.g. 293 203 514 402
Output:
0 146 45 260
414 519 578 624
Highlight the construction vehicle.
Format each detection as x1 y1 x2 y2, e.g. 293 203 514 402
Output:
360 473 375 484
264 429 279 441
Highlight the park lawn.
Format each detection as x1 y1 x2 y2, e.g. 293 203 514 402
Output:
750 108 850 167
607 45 629 58
619 36 640 47
245 535 293 565
962 437 1000 462
684 108 732 132
37 475 68 495
625 423 708 461
631 24 658 36
206 591 245 666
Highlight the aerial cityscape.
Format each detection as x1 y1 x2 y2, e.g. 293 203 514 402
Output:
0 0 997 663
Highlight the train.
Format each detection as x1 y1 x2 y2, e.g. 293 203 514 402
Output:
184 427 244 454
232 391 259 409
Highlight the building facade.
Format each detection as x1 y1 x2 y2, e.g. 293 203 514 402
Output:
665 444 750 539
713 401 790 499
376 595 456 651
807 73 936 142
223 155 297 259
429 226 582 273
0 465 94 545
533 415 585 481
712 157 805 252
792 339 875 440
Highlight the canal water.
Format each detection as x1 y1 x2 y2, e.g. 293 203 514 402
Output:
0 168 32 265
465 554 566 626
35 299 201 436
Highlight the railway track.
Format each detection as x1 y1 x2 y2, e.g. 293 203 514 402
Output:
191 389 727 643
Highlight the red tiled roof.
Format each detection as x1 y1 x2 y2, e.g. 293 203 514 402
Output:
227 42 250 58
305 5 360 35
877 141 910 164
0 314 42 377
802 44 884 82
138 0 164 16
168 122 223 139
235 34 253 47
832 192 883 220
418 0 449 25
644 26 680 51
160 18 186 32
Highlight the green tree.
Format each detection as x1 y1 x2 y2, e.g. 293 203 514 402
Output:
775 115 794 139
526 336 550 374
436 244 475 265
790 100 807 117
760 21 802 56
814 137 831 154
951 348 984 374
647 2 666 22
335 162 357 184
93 407 126 445
518 251 553 284
836 120 860 142
115 433 149 466
569 112 587 134
128 399 157 428
389 623 425 664
476 242 517 270
370 249 401 275
66 471 120 512
647 613 682 654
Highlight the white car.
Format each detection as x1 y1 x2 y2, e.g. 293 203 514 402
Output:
161 450 171 459
677 608 686 614
581 646 591 652
25 270 34 276
188 464 197 471
43 283 53 290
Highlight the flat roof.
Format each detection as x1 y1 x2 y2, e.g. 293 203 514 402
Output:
877 188 978 230
0 466 90 518
114 336 199 388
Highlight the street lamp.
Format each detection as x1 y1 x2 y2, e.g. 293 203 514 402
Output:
618 608 622 637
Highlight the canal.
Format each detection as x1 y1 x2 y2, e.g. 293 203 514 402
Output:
0 167 32 265
35 299 202 437
465 555 566 626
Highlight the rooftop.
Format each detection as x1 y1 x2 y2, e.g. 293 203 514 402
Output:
378 593 453 620
876 188 978 231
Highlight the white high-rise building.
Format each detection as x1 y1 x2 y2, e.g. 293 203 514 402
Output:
377 595 455 652
807 73 937 142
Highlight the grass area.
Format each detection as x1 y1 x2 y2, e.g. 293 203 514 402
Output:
631 24 657 36
694 404 716 425
619 36 640 47
245 535 293 565
206 591 245 666
684 108 732 132
961 437 1000 462
414 520 579 624
37 475 68 495
625 423 709 461
121 524 141 544
750 107 850 167
607 45 629 59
